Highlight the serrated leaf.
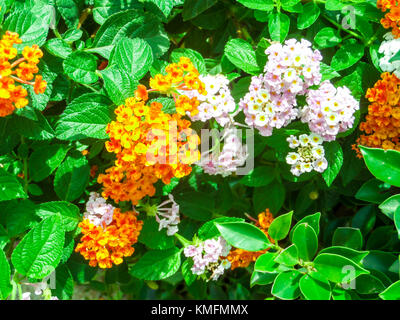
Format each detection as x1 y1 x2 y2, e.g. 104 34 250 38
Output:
56 93 113 141
11 216 65 279
36 201 81 232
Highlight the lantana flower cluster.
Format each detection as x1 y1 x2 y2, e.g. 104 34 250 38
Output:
286 133 328 176
200 127 248 177
227 209 274 270
184 237 232 281
379 32 400 78
377 0 400 39
357 72 400 152
75 206 143 269
239 39 359 143
149 57 206 116
98 76 201 205
185 74 236 126
301 80 359 141
0 31 47 117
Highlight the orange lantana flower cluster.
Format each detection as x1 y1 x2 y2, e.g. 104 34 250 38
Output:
75 208 143 269
0 31 47 117
98 83 201 205
356 72 400 154
149 57 206 116
378 0 400 38
227 209 274 270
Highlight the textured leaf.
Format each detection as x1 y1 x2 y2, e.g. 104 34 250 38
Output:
36 201 81 232
56 93 114 141
130 247 181 280
11 216 65 279
0 249 12 300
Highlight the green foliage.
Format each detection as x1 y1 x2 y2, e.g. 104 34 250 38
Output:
0 0 398 302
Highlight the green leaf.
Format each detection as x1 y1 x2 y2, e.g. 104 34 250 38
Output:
174 191 214 221
0 168 26 201
92 10 169 59
63 51 99 85
93 0 143 25
379 280 400 300
0 249 12 300
45 38 73 59
394 207 400 239
253 180 285 214
332 227 363 250
36 201 81 232
56 0 81 28
319 246 369 265
330 40 365 71
198 217 244 240
224 39 261 75
11 215 65 279
360 146 400 188
355 273 385 295
138 219 175 250
110 37 154 80
274 244 298 266
379 194 400 220
255 252 290 273
239 166 275 187
355 179 391 204
3 5 51 50
292 223 318 261
130 247 181 280
100 66 139 105
28 144 69 182
215 222 272 251
271 270 302 300
313 253 369 283
250 271 276 287
182 0 217 21
314 27 341 48
2 200 38 237
268 211 293 241
181 259 196 286
236 0 274 11
53 264 74 300
299 273 331 300
56 93 114 141
54 152 90 202
290 212 321 240
322 141 343 187
268 13 290 42
297 2 320 30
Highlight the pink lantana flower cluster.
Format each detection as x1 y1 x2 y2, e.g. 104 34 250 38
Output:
83 192 115 227
199 128 248 177
239 38 359 143
186 74 237 126
301 80 359 141
239 39 322 136
183 237 232 281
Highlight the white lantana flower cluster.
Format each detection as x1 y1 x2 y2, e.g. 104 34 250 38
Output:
200 128 248 177
83 192 115 227
155 194 180 236
379 32 400 78
286 133 328 176
186 74 237 126
183 237 231 281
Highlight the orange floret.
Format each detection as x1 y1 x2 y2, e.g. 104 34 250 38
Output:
75 209 143 269
378 0 400 38
356 72 400 156
0 31 46 117
227 209 275 270
98 85 200 205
